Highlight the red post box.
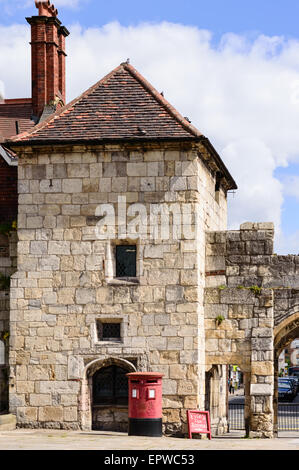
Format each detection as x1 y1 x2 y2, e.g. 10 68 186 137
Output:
126 372 164 437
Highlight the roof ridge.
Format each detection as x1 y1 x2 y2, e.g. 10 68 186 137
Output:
9 63 125 143
9 62 203 143
123 63 203 138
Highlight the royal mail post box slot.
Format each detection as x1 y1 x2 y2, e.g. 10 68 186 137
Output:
146 379 157 383
131 380 140 384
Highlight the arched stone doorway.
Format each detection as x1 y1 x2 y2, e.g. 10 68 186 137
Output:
80 357 136 431
274 312 299 436
205 365 228 435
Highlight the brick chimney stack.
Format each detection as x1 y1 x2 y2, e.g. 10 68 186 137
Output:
27 1 70 120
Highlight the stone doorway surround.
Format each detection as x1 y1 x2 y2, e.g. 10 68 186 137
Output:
80 357 136 431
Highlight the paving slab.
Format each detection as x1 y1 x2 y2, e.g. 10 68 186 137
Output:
0 429 298 450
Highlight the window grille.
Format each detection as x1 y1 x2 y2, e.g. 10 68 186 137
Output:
93 365 128 405
115 245 136 278
97 321 121 341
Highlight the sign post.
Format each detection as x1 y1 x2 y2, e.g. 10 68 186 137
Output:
187 410 211 440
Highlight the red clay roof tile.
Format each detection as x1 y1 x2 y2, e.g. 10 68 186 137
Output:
5 63 237 189
8 63 203 144
0 99 35 141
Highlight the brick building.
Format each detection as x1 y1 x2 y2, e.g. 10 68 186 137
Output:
0 0 69 415
0 0 69 223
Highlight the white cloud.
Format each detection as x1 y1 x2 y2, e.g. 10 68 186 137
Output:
276 230 299 255
281 175 299 200
222 139 283 232
1 19 299 253
0 25 31 99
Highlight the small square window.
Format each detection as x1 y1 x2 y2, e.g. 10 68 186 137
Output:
97 321 121 342
115 245 137 278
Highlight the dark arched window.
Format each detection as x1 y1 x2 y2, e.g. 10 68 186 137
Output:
93 365 128 406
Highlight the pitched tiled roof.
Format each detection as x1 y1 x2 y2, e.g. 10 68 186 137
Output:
6 63 237 189
0 99 35 142
8 63 203 144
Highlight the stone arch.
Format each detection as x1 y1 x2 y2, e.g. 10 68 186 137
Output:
80 357 136 431
84 356 136 379
205 365 228 435
205 366 220 416
274 311 299 357
273 311 299 435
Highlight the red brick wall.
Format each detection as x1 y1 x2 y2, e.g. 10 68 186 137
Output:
28 13 69 118
0 159 17 223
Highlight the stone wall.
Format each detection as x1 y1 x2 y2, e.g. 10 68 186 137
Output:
9 142 227 432
205 223 275 437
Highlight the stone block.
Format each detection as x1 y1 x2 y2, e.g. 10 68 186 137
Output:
148 269 179 285
162 379 177 394
251 361 273 376
17 407 38 422
220 288 254 304
30 241 48 255
167 337 184 350
16 381 34 394
166 286 184 302
48 241 70 255
29 394 52 406
57 288 75 305
169 364 186 379
75 288 95 304
39 406 64 422
67 163 90 178
250 383 273 395
71 242 91 255
62 179 83 193
64 407 78 422
177 380 196 395
28 365 50 381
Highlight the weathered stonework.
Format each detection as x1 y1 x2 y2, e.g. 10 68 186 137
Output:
205 222 299 438
9 142 227 433
5 143 299 438
6 141 299 438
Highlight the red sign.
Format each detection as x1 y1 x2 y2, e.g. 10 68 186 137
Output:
187 410 211 440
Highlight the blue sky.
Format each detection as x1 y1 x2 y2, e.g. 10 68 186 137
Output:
1 0 299 254
3 0 299 40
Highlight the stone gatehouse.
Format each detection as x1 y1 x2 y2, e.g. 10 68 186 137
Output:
1 2 298 439
205 223 299 437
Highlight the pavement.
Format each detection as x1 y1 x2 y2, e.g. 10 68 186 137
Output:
0 429 298 450
1 388 297 452
229 387 244 397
